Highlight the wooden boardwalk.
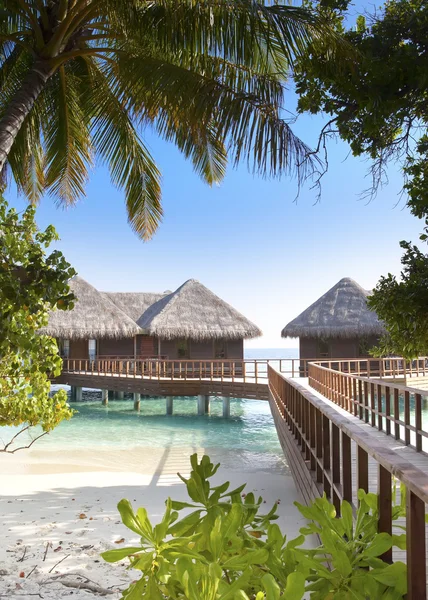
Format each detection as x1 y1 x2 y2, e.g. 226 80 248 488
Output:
269 369 428 596
297 378 428 567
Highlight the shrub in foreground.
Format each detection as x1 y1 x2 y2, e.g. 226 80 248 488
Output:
103 454 406 599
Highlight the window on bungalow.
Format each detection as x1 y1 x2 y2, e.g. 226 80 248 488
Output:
176 339 189 359
214 339 227 359
88 339 97 361
317 338 330 358
61 339 70 358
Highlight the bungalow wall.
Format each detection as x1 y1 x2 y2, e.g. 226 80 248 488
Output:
62 336 245 360
158 338 244 360
300 336 379 360
98 337 134 357
226 339 244 359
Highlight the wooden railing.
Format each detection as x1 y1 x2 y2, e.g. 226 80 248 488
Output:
309 356 428 379
60 358 324 384
308 361 428 452
268 366 428 599
96 354 169 360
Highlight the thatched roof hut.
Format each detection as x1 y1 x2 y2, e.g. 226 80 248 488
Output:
281 277 385 339
138 279 262 340
41 277 141 339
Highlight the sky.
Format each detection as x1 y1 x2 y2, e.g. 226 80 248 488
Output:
6 2 423 349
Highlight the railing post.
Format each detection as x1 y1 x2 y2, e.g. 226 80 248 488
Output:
385 386 391 436
394 388 400 440
404 390 411 445
407 490 427 600
370 382 376 427
322 415 331 498
378 465 392 563
357 446 369 494
377 383 383 431
341 432 352 505
309 404 316 472
415 393 422 451
315 409 323 483
331 423 340 514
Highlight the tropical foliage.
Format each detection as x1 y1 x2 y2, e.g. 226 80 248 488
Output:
0 196 75 452
368 242 428 359
103 454 407 599
295 0 428 216
0 0 335 239
294 0 428 354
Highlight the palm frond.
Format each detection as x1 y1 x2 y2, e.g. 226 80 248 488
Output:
88 61 162 240
43 63 93 204
118 55 317 181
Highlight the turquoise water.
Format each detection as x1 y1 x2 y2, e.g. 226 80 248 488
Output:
30 392 282 453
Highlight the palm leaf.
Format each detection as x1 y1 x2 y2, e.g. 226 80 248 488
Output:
43 62 93 204
88 60 162 240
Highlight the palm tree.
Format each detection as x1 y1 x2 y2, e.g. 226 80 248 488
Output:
0 0 329 239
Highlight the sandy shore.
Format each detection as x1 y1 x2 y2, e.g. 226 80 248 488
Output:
0 446 308 599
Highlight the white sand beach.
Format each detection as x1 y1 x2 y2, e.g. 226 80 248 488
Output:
0 445 307 599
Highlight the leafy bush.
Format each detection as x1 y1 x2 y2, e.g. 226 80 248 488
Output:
103 454 407 600
0 199 76 452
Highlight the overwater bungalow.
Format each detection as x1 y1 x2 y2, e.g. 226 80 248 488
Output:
42 276 261 360
281 277 385 360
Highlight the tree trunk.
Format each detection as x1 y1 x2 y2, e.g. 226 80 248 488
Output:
0 60 53 173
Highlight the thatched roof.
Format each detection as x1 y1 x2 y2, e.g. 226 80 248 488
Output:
104 292 166 326
41 277 141 340
281 277 385 339
139 279 262 340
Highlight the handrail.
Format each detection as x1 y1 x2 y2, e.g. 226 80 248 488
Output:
308 361 428 452
268 366 428 599
60 358 323 384
308 356 428 379
59 356 428 388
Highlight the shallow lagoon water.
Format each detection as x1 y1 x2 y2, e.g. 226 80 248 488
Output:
42 392 280 451
1 388 288 473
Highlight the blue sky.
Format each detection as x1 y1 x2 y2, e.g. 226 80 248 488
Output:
7 2 423 349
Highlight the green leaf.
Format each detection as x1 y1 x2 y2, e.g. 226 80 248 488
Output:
283 572 305 600
101 547 144 563
261 573 280 600
332 549 352 578
365 533 393 558
340 500 354 540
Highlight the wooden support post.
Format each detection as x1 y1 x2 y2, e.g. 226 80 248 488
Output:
108 390 114 400
71 386 82 402
133 393 141 411
222 397 230 418
204 395 210 414
101 389 108 406
198 395 206 416
166 397 173 415
115 391 124 400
